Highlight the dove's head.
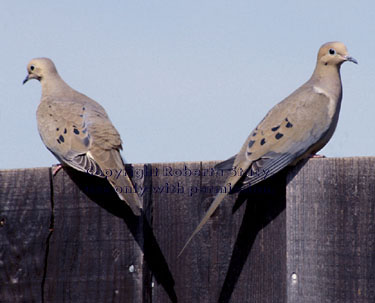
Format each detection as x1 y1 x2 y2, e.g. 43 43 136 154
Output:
23 58 58 84
317 42 357 67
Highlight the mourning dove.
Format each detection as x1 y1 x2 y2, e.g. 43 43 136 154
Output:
179 42 357 256
23 58 142 216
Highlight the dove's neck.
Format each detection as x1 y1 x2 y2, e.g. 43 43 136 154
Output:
310 64 343 102
40 73 76 99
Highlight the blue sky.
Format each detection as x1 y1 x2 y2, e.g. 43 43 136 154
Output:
1 1 373 169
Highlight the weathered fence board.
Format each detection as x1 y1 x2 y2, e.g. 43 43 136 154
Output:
44 166 146 303
287 158 375 303
0 158 374 302
151 161 287 303
0 168 51 302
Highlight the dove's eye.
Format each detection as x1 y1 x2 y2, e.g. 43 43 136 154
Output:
329 48 336 55
30 65 35 71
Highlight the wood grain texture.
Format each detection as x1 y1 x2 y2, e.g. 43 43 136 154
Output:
43 164 145 303
151 161 286 303
287 157 375 303
1 158 375 302
0 168 51 303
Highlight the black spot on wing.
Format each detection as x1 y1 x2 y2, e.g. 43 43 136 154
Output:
286 121 293 128
247 152 252 156
64 128 67 134
56 128 59 131
271 126 280 132
275 133 284 140
248 140 255 148
59 135 65 143
252 132 257 137
57 139 61 144
260 138 266 145
73 129 80 135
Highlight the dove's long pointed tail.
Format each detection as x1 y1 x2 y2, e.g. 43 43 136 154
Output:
177 169 246 257
93 148 143 216
107 173 143 216
178 190 229 257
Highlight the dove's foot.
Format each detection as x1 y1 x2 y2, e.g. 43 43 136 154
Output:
310 154 326 158
52 164 63 176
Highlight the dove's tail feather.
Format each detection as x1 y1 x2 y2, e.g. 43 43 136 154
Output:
214 155 236 171
178 191 228 257
107 174 143 216
92 147 143 216
178 173 244 257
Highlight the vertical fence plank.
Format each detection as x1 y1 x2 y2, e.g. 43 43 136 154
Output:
151 161 286 303
287 158 375 303
0 168 51 303
44 165 145 303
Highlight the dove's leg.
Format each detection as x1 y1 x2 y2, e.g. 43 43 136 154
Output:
52 164 63 176
311 154 326 158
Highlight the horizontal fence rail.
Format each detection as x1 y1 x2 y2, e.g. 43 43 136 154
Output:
0 158 374 302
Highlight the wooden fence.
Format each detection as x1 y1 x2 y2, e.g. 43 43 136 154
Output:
0 158 374 302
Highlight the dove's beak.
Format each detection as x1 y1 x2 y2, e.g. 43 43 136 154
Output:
23 74 29 85
345 56 358 64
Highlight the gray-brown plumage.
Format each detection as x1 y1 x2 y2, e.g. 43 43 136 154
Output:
23 58 142 215
179 42 357 256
